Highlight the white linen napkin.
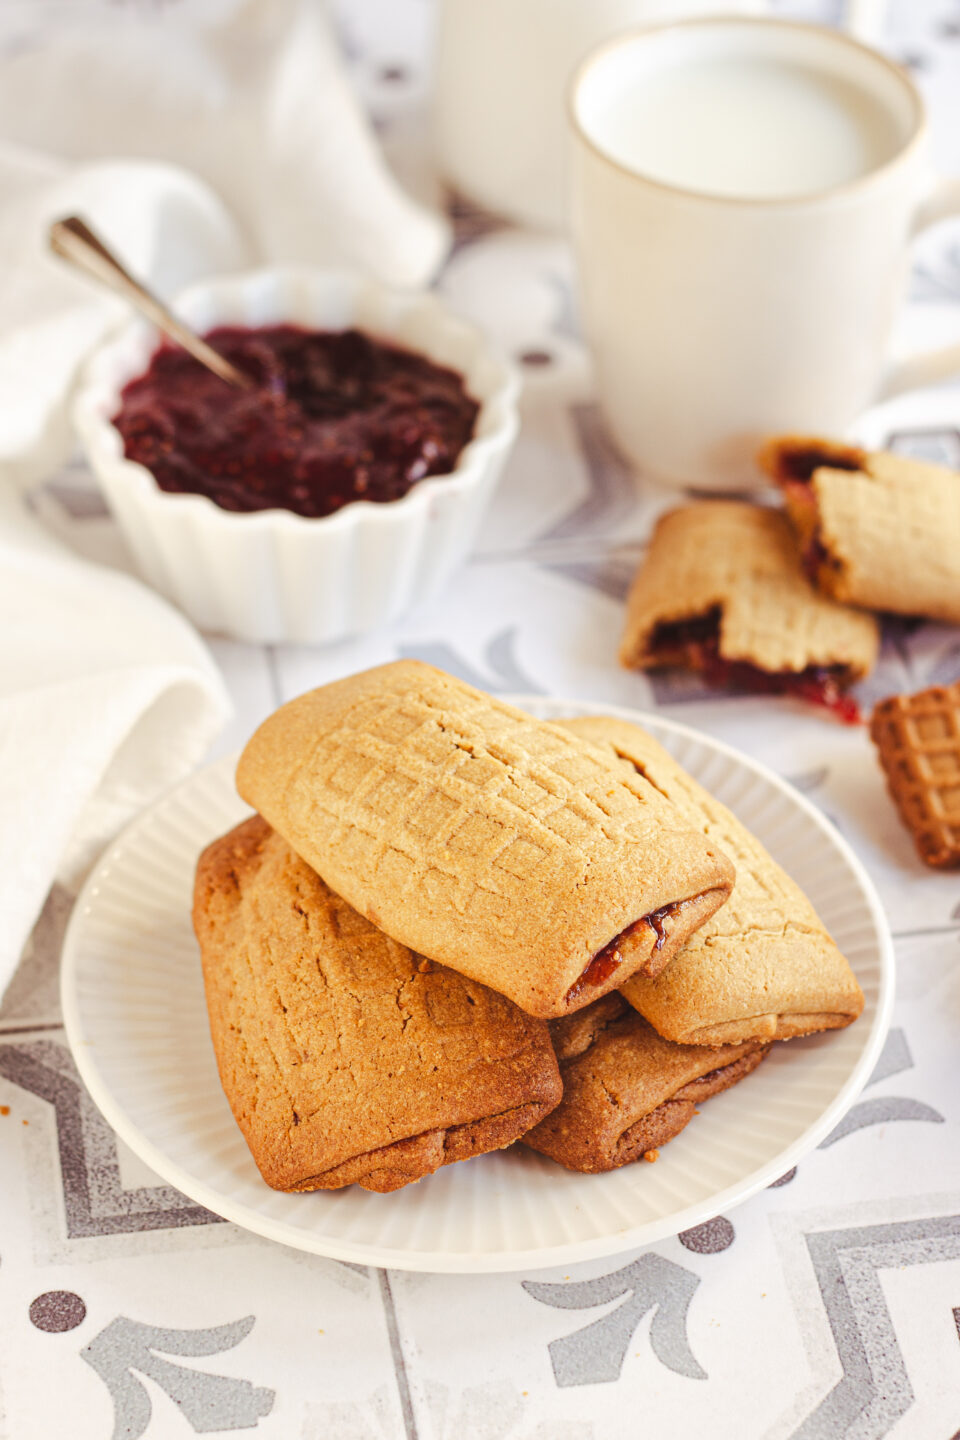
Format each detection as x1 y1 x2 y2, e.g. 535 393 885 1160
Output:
0 0 451 998
0 151 246 1000
0 0 448 283
0 490 232 998
0 153 241 1000
0 147 251 491
0 0 450 489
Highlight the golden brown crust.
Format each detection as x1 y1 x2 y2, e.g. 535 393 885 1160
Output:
235 661 734 1018
618 502 878 679
762 435 960 624
548 992 629 1061
870 684 960 869
194 816 562 1193
672 1048 768 1103
560 716 865 1046
521 1002 770 1173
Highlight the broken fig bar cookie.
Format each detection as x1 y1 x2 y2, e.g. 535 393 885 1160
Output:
870 683 960 869
236 661 734 1018
619 502 878 722
760 434 960 625
561 716 864 1046
194 817 562 1193
521 994 770 1173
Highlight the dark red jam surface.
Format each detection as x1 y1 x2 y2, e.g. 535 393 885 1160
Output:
650 611 861 724
771 443 863 484
114 326 479 518
783 479 833 583
564 901 692 1005
782 477 820 509
646 899 690 951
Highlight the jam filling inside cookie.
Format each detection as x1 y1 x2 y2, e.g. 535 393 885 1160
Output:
779 482 841 592
564 900 694 1005
648 611 861 723
760 438 865 592
114 325 479 518
762 438 865 484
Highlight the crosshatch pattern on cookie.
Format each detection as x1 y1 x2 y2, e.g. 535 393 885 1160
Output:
808 454 960 623
288 686 697 920
619 503 879 677
195 818 562 1191
236 663 735 1016
633 777 820 934
871 683 960 867
562 717 833 942
560 716 864 1045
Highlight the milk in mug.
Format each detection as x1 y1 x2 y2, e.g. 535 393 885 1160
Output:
590 53 904 198
568 19 960 489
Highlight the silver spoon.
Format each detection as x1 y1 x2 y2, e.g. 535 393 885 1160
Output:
49 215 252 390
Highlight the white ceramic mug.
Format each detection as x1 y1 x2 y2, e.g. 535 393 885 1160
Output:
434 0 766 232
569 18 960 490
433 0 886 232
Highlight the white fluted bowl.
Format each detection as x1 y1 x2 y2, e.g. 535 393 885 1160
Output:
73 268 519 644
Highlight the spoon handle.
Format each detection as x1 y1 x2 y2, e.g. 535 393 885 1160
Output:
49 216 252 390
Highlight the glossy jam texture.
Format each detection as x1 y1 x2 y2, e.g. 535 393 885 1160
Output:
650 611 861 723
564 901 691 1005
766 440 864 483
765 440 864 588
782 479 833 581
114 325 479 518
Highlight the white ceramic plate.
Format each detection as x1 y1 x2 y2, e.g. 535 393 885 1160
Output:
61 699 893 1273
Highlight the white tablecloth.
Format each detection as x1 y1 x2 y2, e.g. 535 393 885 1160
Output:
3 1 960 1436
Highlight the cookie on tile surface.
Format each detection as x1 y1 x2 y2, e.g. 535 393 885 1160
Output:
760 435 960 624
236 661 734 1018
561 716 864 1046
870 683 960 869
194 816 562 1193
521 994 769 1173
619 503 877 717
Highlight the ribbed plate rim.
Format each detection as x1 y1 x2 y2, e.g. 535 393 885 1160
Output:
61 698 894 1273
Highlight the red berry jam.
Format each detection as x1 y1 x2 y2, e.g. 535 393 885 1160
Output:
650 612 862 723
564 900 693 1005
768 443 864 484
782 479 833 582
113 326 479 518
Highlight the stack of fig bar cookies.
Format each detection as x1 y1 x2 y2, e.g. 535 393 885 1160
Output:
193 660 864 1195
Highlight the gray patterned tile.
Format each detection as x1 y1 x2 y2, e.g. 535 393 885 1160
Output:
0 1039 221 1238
523 1254 707 1387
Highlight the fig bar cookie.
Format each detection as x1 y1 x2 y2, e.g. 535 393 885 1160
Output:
522 994 769 1173
619 502 878 722
870 683 960 869
236 660 734 1018
562 716 864 1046
194 817 562 1193
760 435 960 624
